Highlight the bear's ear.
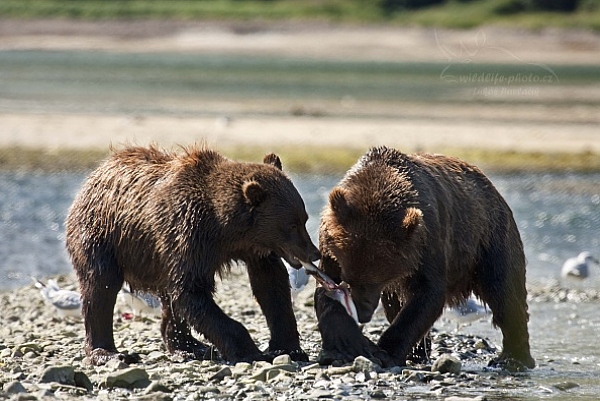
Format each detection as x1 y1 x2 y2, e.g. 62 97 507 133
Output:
401 207 423 237
243 180 266 206
263 153 282 170
329 187 353 221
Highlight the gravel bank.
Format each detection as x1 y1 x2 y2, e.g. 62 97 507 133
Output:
3 267 584 401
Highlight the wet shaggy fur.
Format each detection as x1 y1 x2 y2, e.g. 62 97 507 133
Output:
66 145 320 366
315 147 535 370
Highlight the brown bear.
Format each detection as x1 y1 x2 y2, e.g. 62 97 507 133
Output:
65 144 320 366
315 146 535 371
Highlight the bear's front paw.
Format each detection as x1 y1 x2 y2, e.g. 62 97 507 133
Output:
488 354 531 373
318 335 392 367
228 352 273 364
267 348 309 362
88 349 141 366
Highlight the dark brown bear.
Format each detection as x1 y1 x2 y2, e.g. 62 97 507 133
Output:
315 146 535 370
66 145 320 366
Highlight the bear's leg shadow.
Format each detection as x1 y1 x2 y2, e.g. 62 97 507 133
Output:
160 293 209 360
246 254 308 361
475 242 535 370
377 269 446 367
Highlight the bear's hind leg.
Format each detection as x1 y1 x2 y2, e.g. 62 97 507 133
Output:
160 293 209 361
78 266 137 365
378 271 445 367
381 291 431 364
475 244 535 370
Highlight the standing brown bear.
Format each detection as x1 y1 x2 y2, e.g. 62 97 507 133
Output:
66 145 320 366
315 146 535 370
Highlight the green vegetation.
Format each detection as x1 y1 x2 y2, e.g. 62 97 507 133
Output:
2 145 599 175
1 0 599 30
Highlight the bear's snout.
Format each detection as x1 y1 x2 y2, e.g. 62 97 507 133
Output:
283 242 320 269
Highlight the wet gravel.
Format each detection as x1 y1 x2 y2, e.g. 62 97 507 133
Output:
0 269 580 401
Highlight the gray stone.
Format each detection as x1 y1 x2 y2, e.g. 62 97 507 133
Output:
197 386 220 394
553 382 580 391
144 381 172 394
104 367 150 389
370 390 387 399
105 358 129 370
74 371 93 392
273 354 292 365
3 381 27 395
352 356 376 373
232 362 252 378
309 389 333 398
209 366 232 382
432 355 462 374
39 365 76 386
146 351 169 363
327 366 353 375
131 394 173 401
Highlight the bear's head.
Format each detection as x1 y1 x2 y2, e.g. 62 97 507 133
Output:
320 167 425 323
242 153 320 268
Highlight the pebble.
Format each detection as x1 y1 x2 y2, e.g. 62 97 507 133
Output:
103 367 150 389
553 381 580 391
3 381 27 395
209 366 232 382
0 273 558 400
432 354 462 375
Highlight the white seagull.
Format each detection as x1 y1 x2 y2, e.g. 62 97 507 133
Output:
34 278 82 319
561 251 599 280
119 284 162 318
286 264 310 304
442 297 491 331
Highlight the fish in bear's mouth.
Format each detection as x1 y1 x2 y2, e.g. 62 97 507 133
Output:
299 260 359 324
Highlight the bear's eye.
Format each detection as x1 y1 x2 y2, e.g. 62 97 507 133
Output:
288 224 298 232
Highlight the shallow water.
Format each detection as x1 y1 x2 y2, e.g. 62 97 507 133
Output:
1 171 599 289
1 171 599 399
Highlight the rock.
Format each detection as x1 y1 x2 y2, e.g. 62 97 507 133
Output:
444 397 488 401
370 389 387 399
132 394 173 401
197 386 220 394
327 365 353 375
352 356 376 373
232 362 252 378
404 371 428 383
3 381 27 395
144 381 172 394
74 371 93 392
432 355 462 374
105 358 129 370
146 351 169 363
39 365 76 386
35 389 56 399
308 389 333 398
104 367 151 389
273 354 292 365
553 382 580 391
209 366 232 382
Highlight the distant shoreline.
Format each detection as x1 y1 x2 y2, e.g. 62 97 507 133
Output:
1 19 599 65
1 20 598 173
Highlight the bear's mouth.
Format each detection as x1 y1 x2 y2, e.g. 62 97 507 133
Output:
282 253 303 269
